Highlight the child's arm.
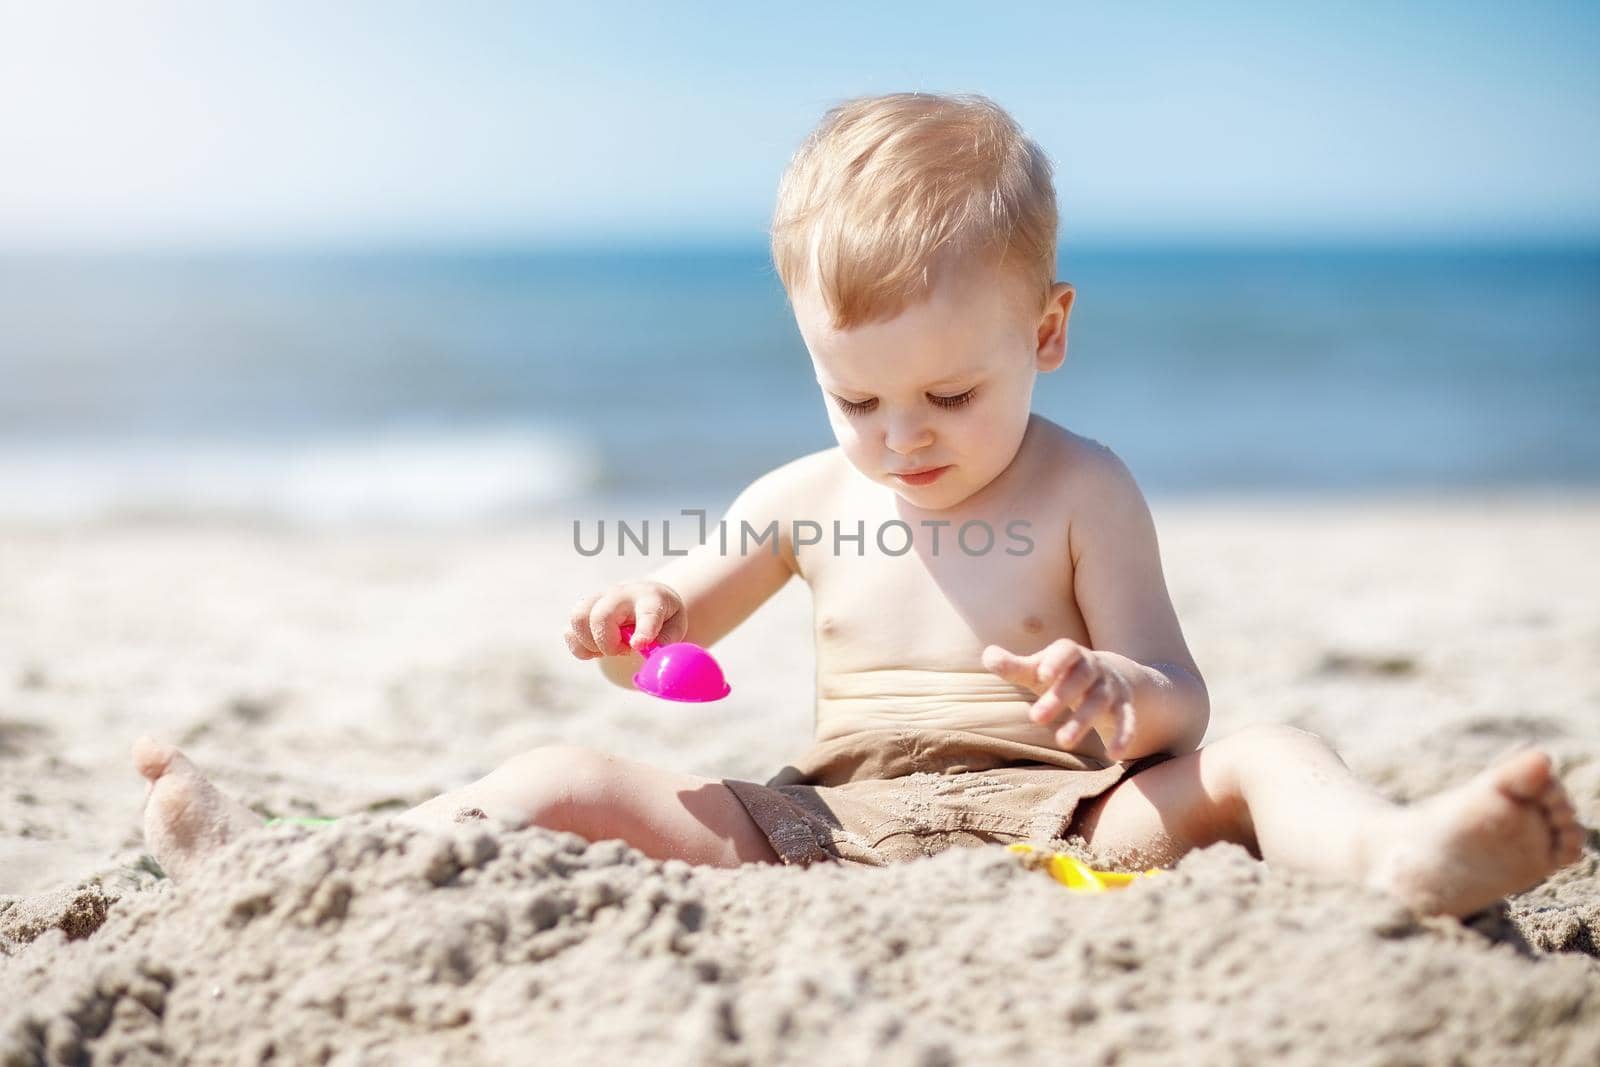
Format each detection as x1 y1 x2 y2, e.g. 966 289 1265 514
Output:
570 463 800 690
984 448 1209 759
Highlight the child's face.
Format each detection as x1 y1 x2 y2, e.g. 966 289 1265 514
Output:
793 261 1071 511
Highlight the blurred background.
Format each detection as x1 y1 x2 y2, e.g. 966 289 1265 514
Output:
1 1 1597 523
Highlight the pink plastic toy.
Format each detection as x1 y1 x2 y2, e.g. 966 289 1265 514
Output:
619 623 732 702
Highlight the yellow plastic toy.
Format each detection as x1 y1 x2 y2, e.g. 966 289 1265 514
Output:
1006 843 1162 892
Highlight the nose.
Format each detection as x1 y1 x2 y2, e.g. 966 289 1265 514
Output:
884 412 934 456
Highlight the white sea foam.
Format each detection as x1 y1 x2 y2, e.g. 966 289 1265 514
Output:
0 426 602 525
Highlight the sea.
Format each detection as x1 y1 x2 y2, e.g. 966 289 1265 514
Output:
0 242 1596 524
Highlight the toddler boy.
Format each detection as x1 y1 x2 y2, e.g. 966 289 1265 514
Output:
138 93 1583 917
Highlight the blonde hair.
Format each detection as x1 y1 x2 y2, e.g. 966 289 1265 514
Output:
770 91 1059 330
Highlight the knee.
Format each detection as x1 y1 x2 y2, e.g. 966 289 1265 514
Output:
1211 722 1335 764
495 743 620 820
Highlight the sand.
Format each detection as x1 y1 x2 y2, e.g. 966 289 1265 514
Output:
2 494 1598 1065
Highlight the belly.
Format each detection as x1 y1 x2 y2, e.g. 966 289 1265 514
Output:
814 667 1070 748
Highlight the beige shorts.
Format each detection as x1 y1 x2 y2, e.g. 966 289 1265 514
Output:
722 727 1166 867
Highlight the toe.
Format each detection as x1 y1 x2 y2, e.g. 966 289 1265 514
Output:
1493 748 1553 802
132 736 178 782
1538 779 1575 814
1556 825 1586 866
1547 796 1578 828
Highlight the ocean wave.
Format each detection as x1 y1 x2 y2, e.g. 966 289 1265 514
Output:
0 427 603 525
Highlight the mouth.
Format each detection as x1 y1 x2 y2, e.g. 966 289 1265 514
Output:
891 465 951 486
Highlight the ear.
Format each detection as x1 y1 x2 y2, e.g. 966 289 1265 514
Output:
1034 282 1075 373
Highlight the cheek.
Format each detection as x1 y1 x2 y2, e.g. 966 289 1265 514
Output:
827 416 869 458
829 419 884 473
964 397 1026 458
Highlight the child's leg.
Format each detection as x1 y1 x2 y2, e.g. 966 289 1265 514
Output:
134 737 777 882
1072 723 1586 917
393 744 778 867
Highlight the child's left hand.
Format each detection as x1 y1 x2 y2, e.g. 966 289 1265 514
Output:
982 639 1138 757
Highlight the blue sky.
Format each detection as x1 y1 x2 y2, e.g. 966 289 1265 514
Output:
2 1 1597 248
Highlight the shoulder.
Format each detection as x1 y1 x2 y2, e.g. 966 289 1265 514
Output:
732 445 849 511
1022 418 1151 558
1026 417 1139 498
722 447 849 571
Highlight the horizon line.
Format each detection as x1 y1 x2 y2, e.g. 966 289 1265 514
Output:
3 231 1599 260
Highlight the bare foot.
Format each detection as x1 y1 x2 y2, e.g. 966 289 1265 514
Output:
133 736 265 882
1365 748 1587 917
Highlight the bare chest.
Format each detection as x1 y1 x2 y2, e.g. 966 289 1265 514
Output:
796 493 1088 673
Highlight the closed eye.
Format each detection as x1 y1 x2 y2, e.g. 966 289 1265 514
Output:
830 389 977 416
832 395 877 416
930 389 976 409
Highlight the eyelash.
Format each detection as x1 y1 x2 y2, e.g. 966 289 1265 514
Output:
833 390 976 416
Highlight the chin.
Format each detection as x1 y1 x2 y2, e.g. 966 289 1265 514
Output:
889 480 970 511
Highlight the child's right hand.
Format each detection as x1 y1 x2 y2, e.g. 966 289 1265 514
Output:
565 582 688 660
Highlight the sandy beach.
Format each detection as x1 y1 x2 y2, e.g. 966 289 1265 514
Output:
3 494 1598 1065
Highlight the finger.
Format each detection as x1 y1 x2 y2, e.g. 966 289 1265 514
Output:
1105 701 1137 759
1056 677 1113 749
982 645 1041 691
564 629 601 660
1028 685 1072 728
629 589 669 649
1049 654 1097 712
1028 656 1093 728
658 605 689 645
588 594 633 656
568 595 603 654
1035 641 1085 688
1098 675 1135 751
987 640 1082 693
